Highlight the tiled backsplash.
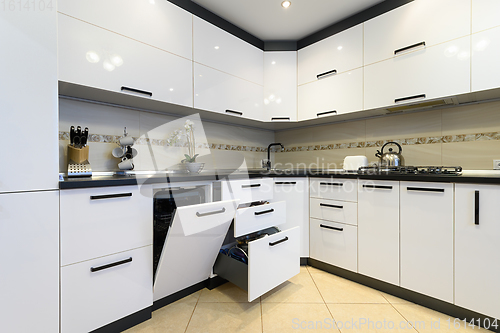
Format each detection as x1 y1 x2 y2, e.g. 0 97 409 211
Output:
58 98 274 172
275 100 500 170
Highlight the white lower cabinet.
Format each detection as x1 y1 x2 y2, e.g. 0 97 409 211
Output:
58 14 193 108
400 182 454 302
61 246 153 333
298 68 363 121
214 227 300 302
358 180 400 285
455 184 500 320
472 26 500 92
309 218 357 272
194 63 264 121
310 197 357 226
221 178 273 204
154 200 239 302
364 36 471 111
0 191 59 333
273 178 310 257
60 185 153 266
233 201 286 238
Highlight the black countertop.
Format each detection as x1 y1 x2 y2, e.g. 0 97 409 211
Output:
59 169 500 189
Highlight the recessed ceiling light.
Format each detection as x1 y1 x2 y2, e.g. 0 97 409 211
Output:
281 1 291 8
337 46 343 50
214 46 219 50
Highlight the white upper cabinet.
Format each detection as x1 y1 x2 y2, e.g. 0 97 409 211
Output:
298 68 363 121
0 6 58 193
193 17 263 86
58 14 193 108
364 36 470 110
472 0 500 33
264 52 297 122
364 0 471 66
298 24 362 85
471 26 500 92
58 0 193 60
194 63 263 121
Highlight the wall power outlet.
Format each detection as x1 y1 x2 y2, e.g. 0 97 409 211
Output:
494 160 500 170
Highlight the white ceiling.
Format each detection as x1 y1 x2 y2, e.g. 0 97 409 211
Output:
191 0 385 41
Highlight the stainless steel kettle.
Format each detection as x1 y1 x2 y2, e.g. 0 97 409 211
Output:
375 142 405 167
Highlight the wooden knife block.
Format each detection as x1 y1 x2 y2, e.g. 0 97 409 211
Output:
68 145 89 164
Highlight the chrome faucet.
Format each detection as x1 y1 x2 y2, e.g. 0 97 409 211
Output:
264 143 284 170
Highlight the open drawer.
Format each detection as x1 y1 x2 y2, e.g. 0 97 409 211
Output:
214 226 300 302
233 201 286 237
154 199 239 302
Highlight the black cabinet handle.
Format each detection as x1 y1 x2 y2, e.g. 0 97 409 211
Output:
90 193 133 200
320 203 343 209
407 187 445 193
394 41 426 55
320 182 343 186
242 184 261 188
255 208 274 216
226 110 243 116
317 69 337 79
269 237 288 246
91 257 132 273
363 184 393 190
395 94 426 103
474 190 480 225
121 86 152 97
271 117 290 121
317 110 337 117
196 207 226 217
320 224 343 232
275 182 297 185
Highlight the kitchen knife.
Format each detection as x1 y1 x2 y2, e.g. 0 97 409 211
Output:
83 127 89 147
73 135 81 148
80 135 87 147
70 126 75 146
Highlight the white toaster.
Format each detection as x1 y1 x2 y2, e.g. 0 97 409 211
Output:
343 155 368 171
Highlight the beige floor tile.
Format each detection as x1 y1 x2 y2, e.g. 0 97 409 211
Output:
261 266 324 303
262 303 339 333
381 292 414 305
307 267 388 304
198 283 258 303
327 303 416 332
186 302 262 333
124 299 197 333
393 304 493 332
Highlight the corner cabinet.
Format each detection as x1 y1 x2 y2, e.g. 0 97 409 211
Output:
455 184 500 320
58 14 193 108
400 182 454 303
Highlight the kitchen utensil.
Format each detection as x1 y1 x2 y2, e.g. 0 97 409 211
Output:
83 127 89 146
70 126 75 146
118 158 134 170
119 136 134 146
343 155 368 171
73 135 81 148
112 147 125 158
80 135 87 147
375 142 405 167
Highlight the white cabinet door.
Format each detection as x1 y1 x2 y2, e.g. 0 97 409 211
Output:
364 0 471 66
400 182 454 303
310 198 357 226
154 200 238 301
309 178 358 202
298 24 363 85
472 26 500 92
221 178 273 204
455 184 500 320
61 246 152 333
0 6 58 193
0 191 59 333
364 36 471 111
60 185 153 266
358 180 399 285
298 68 363 121
472 0 500 33
309 218 358 272
273 178 309 257
193 17 263 85
58 14 193 108
58 0 193 60
264 52 297 122
194 63 264 121
233 201 286 238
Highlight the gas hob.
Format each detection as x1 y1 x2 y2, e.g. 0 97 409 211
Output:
358 166 463 176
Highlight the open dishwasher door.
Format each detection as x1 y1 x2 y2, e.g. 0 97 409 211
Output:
153 199 239 303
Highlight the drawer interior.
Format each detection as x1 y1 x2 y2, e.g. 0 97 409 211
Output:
213 251 248 292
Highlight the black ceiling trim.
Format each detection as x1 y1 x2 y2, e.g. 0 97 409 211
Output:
297 0 414 50
264 41 298 52
167 0 264 50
